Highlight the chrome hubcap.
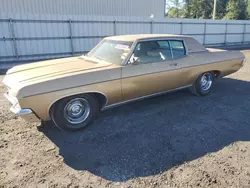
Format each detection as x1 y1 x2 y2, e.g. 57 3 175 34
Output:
63 98 90 124
200 73 213 91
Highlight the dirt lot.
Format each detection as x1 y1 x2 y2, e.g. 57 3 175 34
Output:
1 51 250 188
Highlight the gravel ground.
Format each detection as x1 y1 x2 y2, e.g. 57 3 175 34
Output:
1 51 250 188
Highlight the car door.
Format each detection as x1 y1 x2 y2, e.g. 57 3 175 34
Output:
121 39 190 101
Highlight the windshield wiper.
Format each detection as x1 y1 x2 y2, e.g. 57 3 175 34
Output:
92 55 102 61
82 54 110 64
81 55 100 61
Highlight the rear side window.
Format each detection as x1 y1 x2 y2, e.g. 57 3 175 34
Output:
169 40 186 59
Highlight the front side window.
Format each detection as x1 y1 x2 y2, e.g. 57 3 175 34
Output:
87 40 133 64
129 40 172 64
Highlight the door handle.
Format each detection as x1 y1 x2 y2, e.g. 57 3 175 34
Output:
169 63 178 66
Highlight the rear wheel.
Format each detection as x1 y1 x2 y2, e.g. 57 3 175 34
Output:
50 94 99 131
190 72 214 96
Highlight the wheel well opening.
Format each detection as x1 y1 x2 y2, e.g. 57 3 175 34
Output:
212 70 221 78
92 93 108 109
48 92 108 118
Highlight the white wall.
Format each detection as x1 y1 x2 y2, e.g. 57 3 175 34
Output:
1 17 250 63
0 0 165 18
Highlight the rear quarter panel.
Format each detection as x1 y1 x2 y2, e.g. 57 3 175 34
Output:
176 51 245 89
185 50 245 79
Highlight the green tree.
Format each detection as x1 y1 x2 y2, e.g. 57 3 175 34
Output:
165 0 248 20
184 0 213 19
247 0 250 18
165 0 185 18
166 7 180 18
224 0 247 19
216 0 229 19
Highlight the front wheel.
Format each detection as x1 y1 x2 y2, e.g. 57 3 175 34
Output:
50 94 99 131
189 72 214 96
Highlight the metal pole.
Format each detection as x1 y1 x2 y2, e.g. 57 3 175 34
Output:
224 22 228 45
113 20 117 35
243 23 246 44
180 22 183 35
150 21 153 34
69 19 74 55
213 0 217 19
9 18 19 59
203 22 207 45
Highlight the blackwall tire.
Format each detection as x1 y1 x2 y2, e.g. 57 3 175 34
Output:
190 72 214 96
50 94 99 131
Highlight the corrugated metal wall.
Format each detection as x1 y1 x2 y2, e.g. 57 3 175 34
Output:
0 0 165 18
1 17 250 63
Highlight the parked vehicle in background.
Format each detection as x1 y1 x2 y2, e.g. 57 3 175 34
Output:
2 34 245 131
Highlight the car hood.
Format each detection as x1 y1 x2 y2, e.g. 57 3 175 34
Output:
3 56 119 98
5 56 112 83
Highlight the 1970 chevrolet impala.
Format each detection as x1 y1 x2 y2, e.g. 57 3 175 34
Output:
2 34 245 131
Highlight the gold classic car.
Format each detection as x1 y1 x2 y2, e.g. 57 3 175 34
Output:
2 34 245 131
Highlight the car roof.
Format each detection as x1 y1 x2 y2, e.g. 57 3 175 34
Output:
105 34 191 42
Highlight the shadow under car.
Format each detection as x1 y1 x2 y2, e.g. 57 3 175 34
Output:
39 77 250 182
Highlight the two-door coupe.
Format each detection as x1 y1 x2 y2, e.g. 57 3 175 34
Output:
2 34 245 131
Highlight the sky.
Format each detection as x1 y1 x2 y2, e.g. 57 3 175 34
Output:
165 0 185 11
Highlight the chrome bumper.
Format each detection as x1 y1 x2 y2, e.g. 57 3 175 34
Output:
4 93 40 122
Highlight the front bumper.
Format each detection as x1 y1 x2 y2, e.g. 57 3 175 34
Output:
4 93 40 122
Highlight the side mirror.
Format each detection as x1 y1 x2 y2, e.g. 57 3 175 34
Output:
132 57 140 65
128 54 140 65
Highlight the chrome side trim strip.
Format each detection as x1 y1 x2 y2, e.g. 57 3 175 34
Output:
188 50 208 54
102 85 192 111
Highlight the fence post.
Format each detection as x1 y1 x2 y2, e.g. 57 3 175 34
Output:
150 21 153 34
224 22 228 46
9 18 18 59
243 23 246 44
180 22 183 35
203 22 207 45
113 20 117 35
68 19 74 55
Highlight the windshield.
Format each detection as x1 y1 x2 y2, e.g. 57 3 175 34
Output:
87 40 133 64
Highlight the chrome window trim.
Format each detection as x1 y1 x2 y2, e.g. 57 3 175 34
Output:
168 40 174 59
123 37 188 66
121 40 138 66
168 40 186 59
